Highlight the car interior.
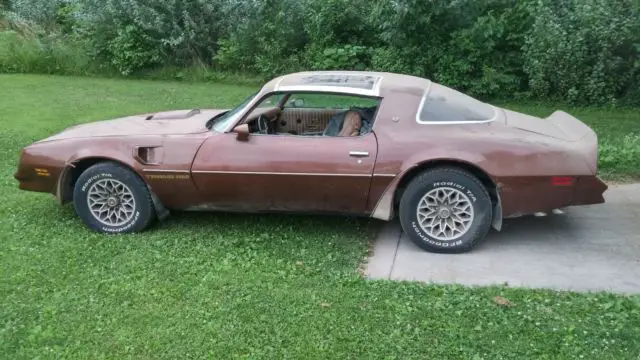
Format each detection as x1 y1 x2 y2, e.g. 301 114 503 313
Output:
241 92 380 137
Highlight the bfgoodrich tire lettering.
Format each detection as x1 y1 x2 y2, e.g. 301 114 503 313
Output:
399 167 493 253
73 162 156 233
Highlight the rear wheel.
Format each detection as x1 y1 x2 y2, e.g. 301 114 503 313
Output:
399 167 493 253
73 162 156 233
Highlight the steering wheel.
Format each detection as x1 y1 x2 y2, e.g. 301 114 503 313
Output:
257 114 270 134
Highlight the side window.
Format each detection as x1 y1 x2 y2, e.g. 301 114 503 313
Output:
280 92 380 137
244 91 381 137
242 93 283 122
254 93 284 109
419 83 496 123
285 93 378 110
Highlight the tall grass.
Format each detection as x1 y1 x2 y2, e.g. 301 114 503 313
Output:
0 30 97 76
0 10 97 76
0 10 264 85
599 134 640 177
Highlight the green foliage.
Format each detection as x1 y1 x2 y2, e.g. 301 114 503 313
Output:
138 65 264 86
2 0 640 104
54 1 77 34
523 0 640 105
7 0 65 27
434 2 532 99
74 0 230 71
308 44 370 71
600 134 640 175
370 0 535 99
0 30 92 75
214 0 309 77
213 37 254 74
369 46 424 76
107 25 161 75
0 10 38 37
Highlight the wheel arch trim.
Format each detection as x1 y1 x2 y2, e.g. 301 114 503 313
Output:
56 156 169 221
371 158 502 231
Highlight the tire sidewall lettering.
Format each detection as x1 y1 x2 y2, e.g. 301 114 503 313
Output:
410 220 463 247
81 172 113 192
432 181 477 202
101 210 140 233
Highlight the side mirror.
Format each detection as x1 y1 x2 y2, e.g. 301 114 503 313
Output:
292 98 305 108
232 124 250 141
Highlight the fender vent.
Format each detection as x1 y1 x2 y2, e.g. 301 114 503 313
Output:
135 146 162 165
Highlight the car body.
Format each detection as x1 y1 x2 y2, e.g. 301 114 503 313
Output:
14 71 608 252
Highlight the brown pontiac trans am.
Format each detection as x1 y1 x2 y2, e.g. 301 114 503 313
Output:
14 71 608 253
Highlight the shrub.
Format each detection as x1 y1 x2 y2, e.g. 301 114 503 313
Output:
2 0 640 105
523 0 640 105
599 134 640 174
106 25 161 76
74 0 232 72
306 44 371 71
215 0 309 77
366 0 534 99
0 30 92 75
369 46 425 76
213 38 254 74
7 0 65 28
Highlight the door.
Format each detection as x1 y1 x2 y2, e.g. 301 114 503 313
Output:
190 132 378 214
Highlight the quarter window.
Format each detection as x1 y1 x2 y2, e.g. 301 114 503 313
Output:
418 83 495 123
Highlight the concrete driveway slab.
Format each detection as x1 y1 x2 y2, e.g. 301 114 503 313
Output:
366 183 640 294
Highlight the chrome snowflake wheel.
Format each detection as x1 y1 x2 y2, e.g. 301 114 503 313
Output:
86 179 136 226
416 187 475 241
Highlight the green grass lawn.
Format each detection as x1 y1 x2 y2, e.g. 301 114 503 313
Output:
1 74 639 359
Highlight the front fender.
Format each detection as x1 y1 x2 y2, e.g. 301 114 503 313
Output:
54 140 170 220
55 149 143 204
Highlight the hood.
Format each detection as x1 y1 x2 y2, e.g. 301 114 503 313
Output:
38 108 227 142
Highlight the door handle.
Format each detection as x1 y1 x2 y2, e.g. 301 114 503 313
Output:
349 151 369 157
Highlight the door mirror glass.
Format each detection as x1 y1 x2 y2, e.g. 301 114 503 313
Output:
232 124 250 141
292 98 305 108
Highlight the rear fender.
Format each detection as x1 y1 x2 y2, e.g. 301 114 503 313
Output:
371 150 501 229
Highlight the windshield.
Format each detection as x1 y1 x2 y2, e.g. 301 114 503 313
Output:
212 92 258 132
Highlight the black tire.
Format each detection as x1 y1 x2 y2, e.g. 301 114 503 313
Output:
399 167 493 253
73 162 156 234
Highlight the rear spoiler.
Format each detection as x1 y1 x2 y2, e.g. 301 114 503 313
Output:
545 111 596 142
547 111 599 174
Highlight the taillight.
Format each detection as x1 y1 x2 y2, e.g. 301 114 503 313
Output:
551 176 575 186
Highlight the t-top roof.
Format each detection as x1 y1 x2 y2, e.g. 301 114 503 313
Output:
268 71 431 97
295 73 382 90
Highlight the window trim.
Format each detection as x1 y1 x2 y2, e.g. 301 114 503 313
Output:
282 92 380 110
225 90 383 136
415 83 498 125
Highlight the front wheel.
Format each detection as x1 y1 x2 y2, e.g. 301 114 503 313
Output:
399 167 493 253
73 162 156 233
